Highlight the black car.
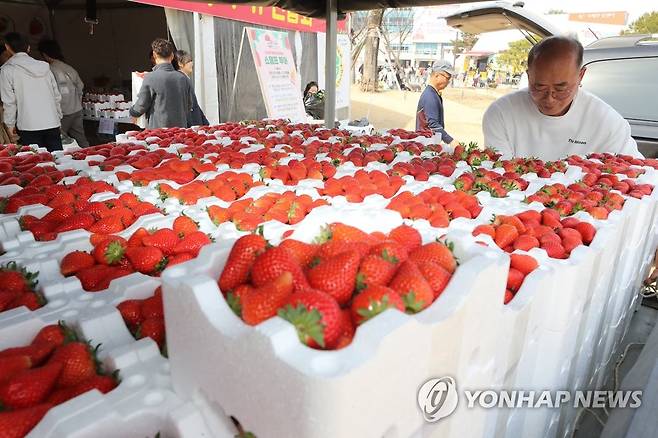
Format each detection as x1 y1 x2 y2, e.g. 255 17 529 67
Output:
445 2 658 157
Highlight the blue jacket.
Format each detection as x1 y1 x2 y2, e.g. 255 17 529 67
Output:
416 85 453 144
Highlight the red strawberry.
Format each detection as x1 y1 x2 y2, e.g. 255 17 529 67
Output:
355 254 398 291
251 247 309 292
389 261 434 313
137 317 166 348
350 285 404 325
47 374 117 406
173 215 199 237
0 355 32 384
88 215 124 234
8 292 44 311
542 241 568 259
408 242 456 274
173 231 211 257
574 222 596 245
167 252 195 267
60 251 95 276
510 254 538 276
142 228 179 255
541 209 562 228
472 224 496 239
315 240 371 263
0 403 53 438
388 224 422 254
307 251 360 306
0 262 37 293
513 235 540 251
507 268 524 292
76 265 115 291
504 289 514 304
225 283 253 317
562 237 583 254
416 260 452 299
92 236 127 266
324 223 370 243
54 212 95 233
125 246 167 274
369 240 408 263
117 299 143 327
0 362 63 408
140 293 163 319
32 322 75 347
0 342 56 366
128 227 149 247
219 234 267 293
494 224 519 249
242 271 294 325
278 290 342 349
278 239 318 267
48 342 96 388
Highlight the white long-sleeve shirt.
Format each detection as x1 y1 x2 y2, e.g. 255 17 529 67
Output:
482 88 642 161
0 52 62 130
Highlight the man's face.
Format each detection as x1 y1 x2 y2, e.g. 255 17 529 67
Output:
431 71 451 90
527 54 585 116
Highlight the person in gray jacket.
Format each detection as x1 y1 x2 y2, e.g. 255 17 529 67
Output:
130 39 193 129
0 32 62 151
38 39 89 147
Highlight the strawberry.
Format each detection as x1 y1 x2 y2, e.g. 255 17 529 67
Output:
0 342 56 366
0 362 63 408
494 224 519 249
369 240 407 263
142 228 179 255
140 293 164 319
542 241 568 259
321 223 370 243
355 254 398 291
0 403 54 438
504 289 514 305
125 246 167 274
307 251 360 306
54 212 95 233
513 235 540 251
574 222 596 245
278 290 342 349
388 224 422 254
167 252 195 267
541 209 563 228
128 227 150 247
472 224 496 239
137 317 166 348
60 251 95 276
416 260 452 299
562 237 583 254
0 262 38 293
334 309 356 349
32 322 76 347
9 292 44 311
510 254 538 276
226 284 253 317
47 374 117 406
48 342 97 388
0 355 32 384
76 265 115 291
219 234 268 293
507 268 524 292
278 239 318 267
251 247 309 292
92 236 127 266
173 231 211 257
117 299 143 327
42 204 75 223
88 215 124 234
314 240 371 263
242 272 294 325
350 285 404 325
389 261 434 313
173 215 199 237
408 242 456 274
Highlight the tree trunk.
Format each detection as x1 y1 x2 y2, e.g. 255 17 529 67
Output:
360 9 384 92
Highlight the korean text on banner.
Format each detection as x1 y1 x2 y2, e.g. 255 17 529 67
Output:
246 27 306 122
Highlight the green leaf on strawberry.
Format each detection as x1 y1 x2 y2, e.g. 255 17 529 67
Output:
277 304 325 348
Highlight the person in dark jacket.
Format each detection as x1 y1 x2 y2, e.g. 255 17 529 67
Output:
174 50 209 127
130 39 193 129
416 60 459 146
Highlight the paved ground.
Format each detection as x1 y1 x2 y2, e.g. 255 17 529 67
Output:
350 85 512 146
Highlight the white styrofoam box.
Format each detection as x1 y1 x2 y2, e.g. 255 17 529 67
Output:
0 183 23 198
161 208 511 438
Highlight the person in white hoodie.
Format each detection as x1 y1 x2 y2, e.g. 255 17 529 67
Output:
0 32 62 151
38 39 88 147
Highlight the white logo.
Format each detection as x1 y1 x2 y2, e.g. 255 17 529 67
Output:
417 376 459 422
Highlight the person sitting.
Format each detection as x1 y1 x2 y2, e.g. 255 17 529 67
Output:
302 81 323 120
174 50 209 127
130 38 193 129
482 36 641 161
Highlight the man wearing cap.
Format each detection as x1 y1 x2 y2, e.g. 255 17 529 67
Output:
482 36 641 160
416 60 459 146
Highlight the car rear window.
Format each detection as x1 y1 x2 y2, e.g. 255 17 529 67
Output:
581 57 658 122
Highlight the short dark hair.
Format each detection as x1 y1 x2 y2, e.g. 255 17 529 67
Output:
4 32 29 53
528 36 583 69
38 39 65 61
175 50 192 68
151 38 174 59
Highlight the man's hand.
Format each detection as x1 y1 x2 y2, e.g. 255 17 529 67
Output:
8 127 18 143
644 247 658 286
130 117 139 125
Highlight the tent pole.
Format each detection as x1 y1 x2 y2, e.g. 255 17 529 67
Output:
324 0 337 128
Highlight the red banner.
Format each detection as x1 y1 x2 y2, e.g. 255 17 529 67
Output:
132 0 346 33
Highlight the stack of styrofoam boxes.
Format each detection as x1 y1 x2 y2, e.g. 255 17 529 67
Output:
162 204 511 438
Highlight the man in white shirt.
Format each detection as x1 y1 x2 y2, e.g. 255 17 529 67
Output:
482 36 641 161
0 32 62 151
